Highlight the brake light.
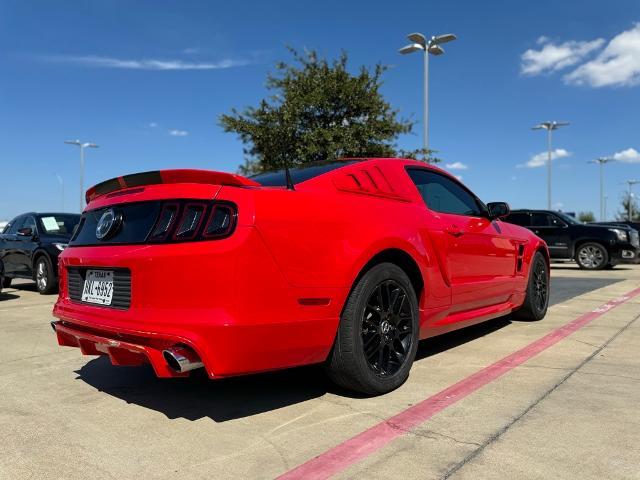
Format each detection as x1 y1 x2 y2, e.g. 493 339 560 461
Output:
174 203 207 240
146 200 237 243
203 204 236 238
148 203 179 242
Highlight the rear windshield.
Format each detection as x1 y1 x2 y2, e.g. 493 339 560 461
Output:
37 214 80 235
250 160 359 187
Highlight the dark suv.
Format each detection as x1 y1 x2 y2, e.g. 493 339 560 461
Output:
504 209 639 270
0 213 80 294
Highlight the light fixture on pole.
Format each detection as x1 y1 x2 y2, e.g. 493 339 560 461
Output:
532 121 569 210
623 179 640 221
55 174 64 212
399 32 457 153
588 157 615 221
64 140 99 212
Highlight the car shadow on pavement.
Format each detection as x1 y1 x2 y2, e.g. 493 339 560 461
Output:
76 357 331 422
0 291 20 301
73 276 624 422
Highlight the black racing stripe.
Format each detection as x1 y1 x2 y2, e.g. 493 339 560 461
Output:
123 171 162 187
93 177 122 196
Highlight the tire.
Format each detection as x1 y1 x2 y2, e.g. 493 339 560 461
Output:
35 256 57 295
1 276 10 288
575 242 608 270
326 263 419 395
513 251 549 321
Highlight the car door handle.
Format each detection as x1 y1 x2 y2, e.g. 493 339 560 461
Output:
445 225 464 237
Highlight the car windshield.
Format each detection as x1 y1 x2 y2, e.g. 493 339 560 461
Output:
250 160 360 186
37 214 80 235
554 211 580 225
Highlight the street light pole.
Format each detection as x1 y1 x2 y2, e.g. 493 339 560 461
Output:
423 47 429 151
64 140 99 212
588 158 615 221
399 32 457 153
532 121 569 209
624 180 640 221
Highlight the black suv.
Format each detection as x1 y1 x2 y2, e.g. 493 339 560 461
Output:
0 213 80 294
504 209 639 270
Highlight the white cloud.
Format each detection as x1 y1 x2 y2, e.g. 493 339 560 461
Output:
564 24 640 87
182 47 201 55
45 55 250 71
148 122 158 128
168 129 189 137
521 37 604 75
454 175 463 182
612 147 640 163
445 161 468 170
519 148 571 168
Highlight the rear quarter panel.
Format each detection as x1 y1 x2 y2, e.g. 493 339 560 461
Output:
251 161 452 314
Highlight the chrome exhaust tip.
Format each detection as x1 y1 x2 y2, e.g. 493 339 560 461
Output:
163 346 204 373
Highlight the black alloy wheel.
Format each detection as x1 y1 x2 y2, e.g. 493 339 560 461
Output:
326 262 419 395
361 280 414 377
514 251 549 321
532 258 548 314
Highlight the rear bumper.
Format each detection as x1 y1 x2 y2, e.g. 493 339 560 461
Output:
52 320 190 378
53 225 343 378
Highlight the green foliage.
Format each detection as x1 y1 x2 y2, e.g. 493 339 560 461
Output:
616 192 640 221
577 211 595 223
398 147 441 164
220 48 418 174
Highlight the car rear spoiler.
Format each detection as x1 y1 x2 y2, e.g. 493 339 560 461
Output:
85 169 260 203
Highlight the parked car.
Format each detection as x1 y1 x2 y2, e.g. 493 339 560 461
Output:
504 209 639 270
0 213 81 294
0 258 4 296
52 160 549 395
589 221 640 264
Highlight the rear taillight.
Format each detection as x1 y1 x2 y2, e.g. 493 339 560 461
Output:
147 200 237 243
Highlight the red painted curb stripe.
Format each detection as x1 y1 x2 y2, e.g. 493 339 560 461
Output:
279 287 640 480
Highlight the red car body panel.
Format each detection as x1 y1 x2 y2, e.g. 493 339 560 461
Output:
52 159 546 378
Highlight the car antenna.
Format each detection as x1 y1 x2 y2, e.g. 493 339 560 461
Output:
284 157 295 191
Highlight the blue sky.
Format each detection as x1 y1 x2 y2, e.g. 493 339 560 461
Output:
1 0 639 220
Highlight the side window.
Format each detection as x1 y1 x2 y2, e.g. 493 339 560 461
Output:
505 213 530 226
22 216 37 233
530 213 563 227
407 169 482 216
7 217 24 234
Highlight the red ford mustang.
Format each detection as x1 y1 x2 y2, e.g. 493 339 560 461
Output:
52 158 549 395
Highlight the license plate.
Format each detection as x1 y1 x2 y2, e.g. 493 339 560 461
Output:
81 270 114 306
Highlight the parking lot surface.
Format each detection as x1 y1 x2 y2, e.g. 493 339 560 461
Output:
1 264 639 479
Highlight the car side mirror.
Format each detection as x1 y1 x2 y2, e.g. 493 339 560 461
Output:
17 227 33 237
486 202 510 220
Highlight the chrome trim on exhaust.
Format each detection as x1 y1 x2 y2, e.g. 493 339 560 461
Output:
162 346 204 373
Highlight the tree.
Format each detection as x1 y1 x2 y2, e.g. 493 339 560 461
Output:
616 192 640 221
397 147 442 164
577 211 595 223
220 48 434 174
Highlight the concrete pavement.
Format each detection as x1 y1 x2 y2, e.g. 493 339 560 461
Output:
0 264 638 479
